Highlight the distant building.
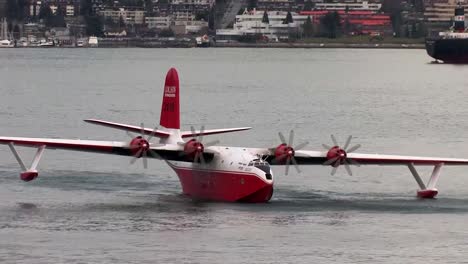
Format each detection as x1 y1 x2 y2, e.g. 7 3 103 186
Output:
257 0 298 12
424 0 467 25
168 0 215 17
173 19 207 33
29 0 79 18
216 9 310 41
300 10 392 35
314 1 382 12
145 16 171 29
100 8 145 25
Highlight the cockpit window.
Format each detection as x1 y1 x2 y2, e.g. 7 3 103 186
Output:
248 159 270 172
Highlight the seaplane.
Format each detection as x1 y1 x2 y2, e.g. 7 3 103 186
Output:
1 68 468 202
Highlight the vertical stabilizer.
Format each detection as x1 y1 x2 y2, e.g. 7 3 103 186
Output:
160 68 180 129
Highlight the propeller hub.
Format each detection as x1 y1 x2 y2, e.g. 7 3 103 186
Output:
274 144 295 164
184 139 205 159
326 146 347 167
129 136 150 157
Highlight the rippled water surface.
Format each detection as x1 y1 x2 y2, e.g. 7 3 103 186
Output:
1 48 468 263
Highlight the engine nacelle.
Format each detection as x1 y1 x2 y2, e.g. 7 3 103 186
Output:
274 143 295 164
326 146 347 167
20 171 38 182
129 136 150 157
183 139 204 160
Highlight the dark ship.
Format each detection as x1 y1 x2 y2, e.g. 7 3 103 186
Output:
425 1 468 63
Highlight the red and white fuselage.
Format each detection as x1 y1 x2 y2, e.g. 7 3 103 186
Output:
167 146 274 202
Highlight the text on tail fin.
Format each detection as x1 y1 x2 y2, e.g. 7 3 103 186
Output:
160 68 180 129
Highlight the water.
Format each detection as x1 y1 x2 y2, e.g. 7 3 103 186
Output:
1 48 468 263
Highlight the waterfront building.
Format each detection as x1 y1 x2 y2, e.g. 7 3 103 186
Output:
300 10 392 35
314 1 382 12
168 0 215 16
216 9 310 42
424 0 468 28
145 16 172 29
29 0 79 18
257 0 298 12
173 19 208 33
100 8 145 25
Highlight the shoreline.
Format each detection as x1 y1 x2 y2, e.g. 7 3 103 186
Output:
1 40 426 49
212 42 425 49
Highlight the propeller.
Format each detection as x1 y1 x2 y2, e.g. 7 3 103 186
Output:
127 122 162 169
322 135 361 176
178 125 219 164
273 130 309 175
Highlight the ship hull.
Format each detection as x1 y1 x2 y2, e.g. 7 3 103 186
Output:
169 163 274 203
426 38 468 63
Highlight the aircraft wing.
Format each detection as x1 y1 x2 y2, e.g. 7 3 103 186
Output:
249 148 468 166
0 136 214 162
84 119 171 138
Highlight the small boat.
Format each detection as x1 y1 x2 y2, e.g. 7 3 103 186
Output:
76 39 85 47
88 36 98 47
196 34 210 47
39 39 55 47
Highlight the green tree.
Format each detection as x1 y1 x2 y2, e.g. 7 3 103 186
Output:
283 11 293 24
119 15 125 28
208 7 215 30
86 16 104 36
53 5 66 27
195 10 209 21
144 0 154 15
6 0 19 21
302 15 313 38
262 11 269 24
80 0 94 16
38 4 54 27
248 0 257 10
320 11 341 38
159 28 174 37
303 0 314 11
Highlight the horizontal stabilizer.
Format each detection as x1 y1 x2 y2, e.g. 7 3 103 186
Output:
181 127 252 138
84 119 171 138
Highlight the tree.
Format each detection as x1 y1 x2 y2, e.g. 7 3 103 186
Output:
248 0 257 10
262 11 269 24
303 0 314 11
144 0 154 15
53 5 66 27
119 15 126 29
320 11 341 38
85 15 104 36
195 10 209 21
6 0 19 22
80 0 94 16
38 4 54 27
159 28 174 37
104 17 116 29
302 15 313 38
283 11 293 24
208 7 215 30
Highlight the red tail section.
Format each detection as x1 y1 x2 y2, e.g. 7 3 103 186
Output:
160 68 180 129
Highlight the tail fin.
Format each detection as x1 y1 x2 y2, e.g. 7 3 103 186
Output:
160 68 180 129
